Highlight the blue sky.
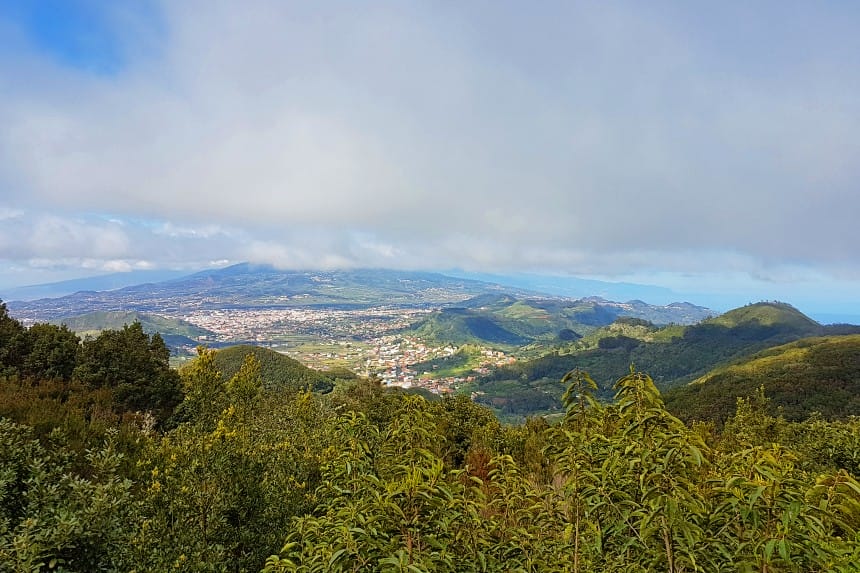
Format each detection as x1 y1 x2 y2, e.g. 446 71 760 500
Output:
1 0 128 73
1 1 859 319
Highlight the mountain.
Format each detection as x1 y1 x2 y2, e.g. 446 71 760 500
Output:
1 270 192 301
707 301 820 330
210 345 353 393
664 334 860 424
475 302 841 418
7 264 529 321
406 295 713 347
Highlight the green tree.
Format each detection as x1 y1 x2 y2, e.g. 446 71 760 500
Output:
0 301 27 378
23 323 80 381
73 322 181 421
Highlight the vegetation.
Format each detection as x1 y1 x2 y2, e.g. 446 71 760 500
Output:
665 334 860 424
477 302 843 418
412 345 485 379
409 308 530 346
210 344 341 394
55 311 213 340
54 311 215 356
406 295 712 348
2 298 860 571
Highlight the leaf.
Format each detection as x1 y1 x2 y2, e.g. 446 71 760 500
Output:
329 548 347 566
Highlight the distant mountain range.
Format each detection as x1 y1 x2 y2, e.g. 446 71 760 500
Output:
5 264 516 320
5 263 711 325
1 269 192 301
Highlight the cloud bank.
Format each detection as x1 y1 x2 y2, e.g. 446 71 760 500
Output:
1 1 859 286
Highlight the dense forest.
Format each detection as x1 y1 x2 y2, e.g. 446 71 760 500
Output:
1 300 859 572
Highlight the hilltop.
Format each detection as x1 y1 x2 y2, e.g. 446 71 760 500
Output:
706 300 820 330
664 334 860 423
209 344 356 394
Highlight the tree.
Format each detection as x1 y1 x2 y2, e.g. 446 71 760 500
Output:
73 322 182 420
0 300 27 377
23 323 80 381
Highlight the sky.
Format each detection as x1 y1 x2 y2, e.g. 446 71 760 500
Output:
0 1 859 317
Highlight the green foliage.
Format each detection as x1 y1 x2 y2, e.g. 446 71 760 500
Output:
431 394 502 468
261 369 860 572
23 324 80 381
0 419 133 572
128 384 340 571
2 309 860 573
0 301 27 378
264 399 499 572
73 323 182 421
176 346 227 429
665 334 860 424
212 345 335 394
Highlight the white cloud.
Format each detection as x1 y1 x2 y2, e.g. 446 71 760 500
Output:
0 1 858 283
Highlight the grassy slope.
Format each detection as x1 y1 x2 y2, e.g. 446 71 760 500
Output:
664 334 860 424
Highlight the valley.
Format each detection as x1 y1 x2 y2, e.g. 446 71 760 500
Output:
5 264 716 399
5 264 859 423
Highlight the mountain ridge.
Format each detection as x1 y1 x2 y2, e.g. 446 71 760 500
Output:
474 302 853 419
6 264 712 325
664 334 860 423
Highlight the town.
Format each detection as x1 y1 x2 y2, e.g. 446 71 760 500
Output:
170 306 516 394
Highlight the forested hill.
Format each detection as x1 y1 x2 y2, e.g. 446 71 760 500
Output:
664 334 860 424
476 302 859 417
209 344 351 394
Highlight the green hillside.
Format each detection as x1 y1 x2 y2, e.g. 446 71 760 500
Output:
707 301 820 330
56 311 213 340
664 334 860 423
476 302 829 419
407 296 712 349
3 298 860 571
409 308 531 346
211 345 344 393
